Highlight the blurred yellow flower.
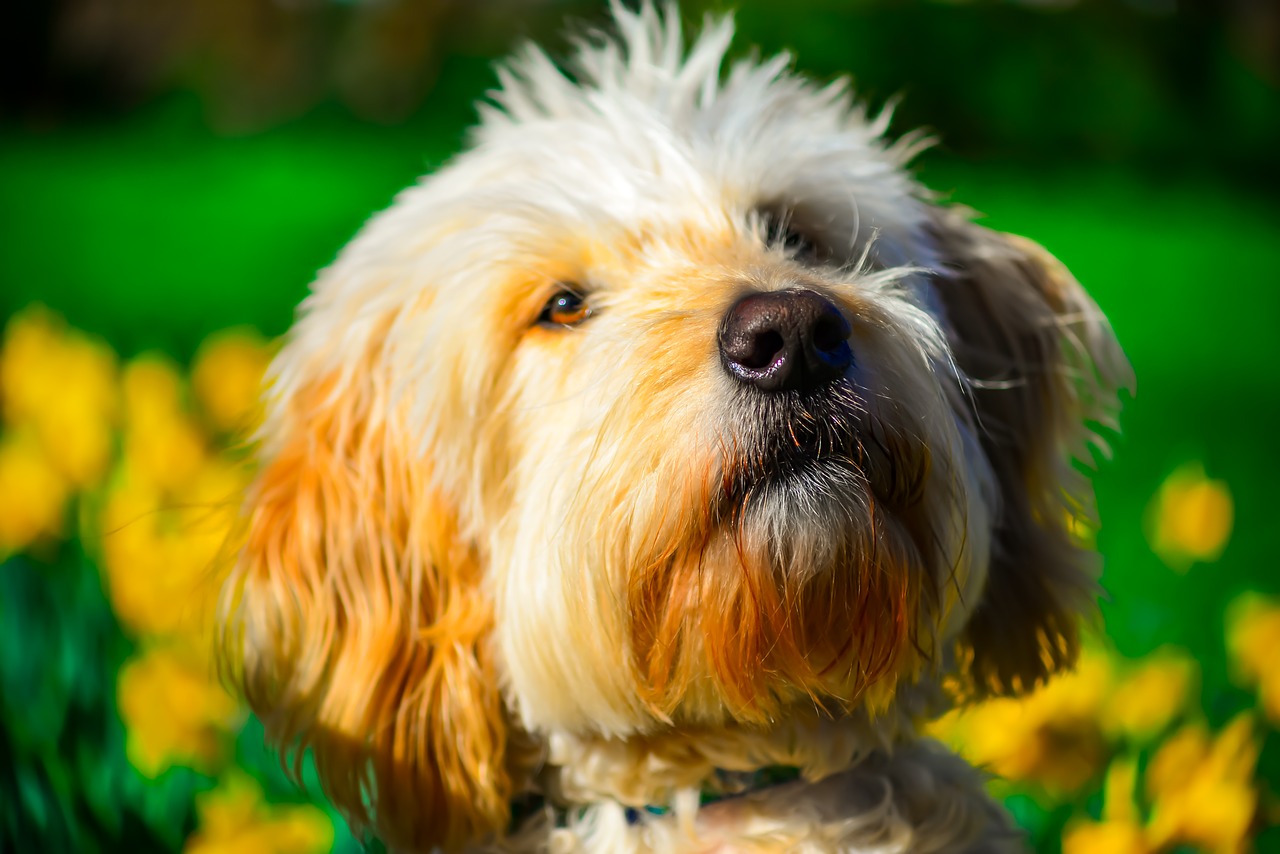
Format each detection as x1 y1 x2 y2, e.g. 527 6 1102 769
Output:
99 455 248 643
1062 713 1264 854
929 650 1111 797
1 305 118 488
1146 462 1233 572
932 643 1200 803
191 329 273 435
117 645 241 777
0 429 69 554
1101 648 1197 743
1062 821 1149 854
122 356 207 493
185 772 334 854
1226 592 1280 723
1062 758 1150 854
1145 713 1260 854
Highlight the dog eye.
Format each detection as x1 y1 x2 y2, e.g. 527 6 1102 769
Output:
537 289 591 327
780 227 816 261
759 208 822 265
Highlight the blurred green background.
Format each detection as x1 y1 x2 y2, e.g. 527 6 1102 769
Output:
2 0 1278 851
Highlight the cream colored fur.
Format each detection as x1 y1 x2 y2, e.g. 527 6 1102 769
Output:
217 3 1131 852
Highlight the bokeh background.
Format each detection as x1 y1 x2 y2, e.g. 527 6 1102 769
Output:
2 0 1278 851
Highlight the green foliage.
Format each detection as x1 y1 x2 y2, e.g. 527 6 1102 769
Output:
0 549 197 851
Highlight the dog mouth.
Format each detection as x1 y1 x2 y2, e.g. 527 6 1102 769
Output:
718 382 929 516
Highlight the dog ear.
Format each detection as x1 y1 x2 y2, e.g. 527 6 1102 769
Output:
218 338 510 851
929 206 1132 696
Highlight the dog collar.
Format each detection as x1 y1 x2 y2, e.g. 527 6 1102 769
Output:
509 765 803 831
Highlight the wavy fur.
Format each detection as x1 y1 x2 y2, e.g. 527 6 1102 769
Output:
218 4 1128 851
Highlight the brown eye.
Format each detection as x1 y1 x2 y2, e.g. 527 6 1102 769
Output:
538 289 591 327
780 226 815 261
759 206 823 265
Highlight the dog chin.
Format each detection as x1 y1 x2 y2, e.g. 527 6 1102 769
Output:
617 389 933 726
720 379 931 530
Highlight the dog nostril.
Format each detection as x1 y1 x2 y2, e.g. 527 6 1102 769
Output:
740 330 785 370
719 289 853 393
812 313 847 355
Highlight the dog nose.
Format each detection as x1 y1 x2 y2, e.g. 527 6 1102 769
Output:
719 289 853 392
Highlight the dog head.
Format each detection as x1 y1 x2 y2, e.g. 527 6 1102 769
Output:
218 4 1131 849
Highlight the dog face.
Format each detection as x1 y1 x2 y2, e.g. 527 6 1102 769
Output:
219 5 1130 850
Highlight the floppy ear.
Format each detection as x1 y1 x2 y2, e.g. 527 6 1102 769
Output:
217 337 511 851
929 206 1132 696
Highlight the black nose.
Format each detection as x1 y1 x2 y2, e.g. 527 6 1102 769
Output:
719 288 853 393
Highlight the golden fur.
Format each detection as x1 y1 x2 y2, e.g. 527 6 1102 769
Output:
217 4 1131 851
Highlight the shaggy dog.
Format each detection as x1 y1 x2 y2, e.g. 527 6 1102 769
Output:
218 4 1131 851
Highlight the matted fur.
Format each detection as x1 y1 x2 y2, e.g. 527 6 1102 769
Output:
217 3 1130 852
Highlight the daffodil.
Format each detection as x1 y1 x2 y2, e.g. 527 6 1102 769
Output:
1145 713 1260 854
1062 821 1149 854
1062 758 1150 854
95 353 255 642
0 428 69 554
191 329 274 436
1062 713 1264 854
117 645 241 777
2 305 69 425
933 640 1208 808
1226 593 1280 724
185 772 334 854
1101 647 1197 743
929 650 1112 797
1 305 118 488
121 355 208 494
99 455 248 644
1146 462 1233 572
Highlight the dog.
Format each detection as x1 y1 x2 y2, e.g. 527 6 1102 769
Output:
217 4 1132 851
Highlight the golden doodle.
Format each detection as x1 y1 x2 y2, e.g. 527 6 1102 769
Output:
218 4 1132 851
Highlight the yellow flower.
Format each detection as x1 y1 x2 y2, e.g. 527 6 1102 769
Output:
185 773 334 854
2 305 67 424
122 356 207 493
1145 462 1233 572
1101 647 1197 742
928 650 1111 797
1062 821 1149 854
117 645 241 777
1145 713 1260 854
1226 593 1280 723
0 429 69 554
99 455 248 643
191 329 274 435
1101 756 1141 825
1 305 117 488
1062 759 1150 854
